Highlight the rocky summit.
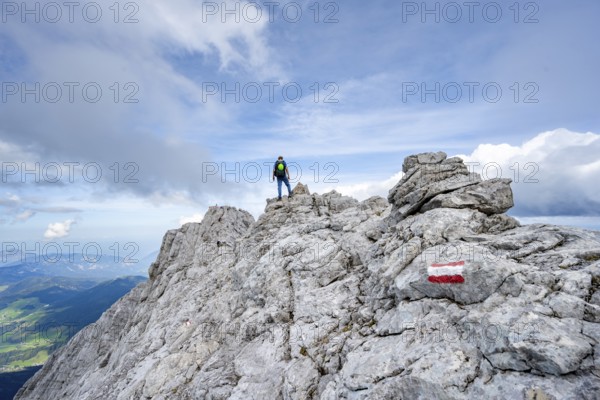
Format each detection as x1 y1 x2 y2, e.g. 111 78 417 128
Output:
16 152 600 399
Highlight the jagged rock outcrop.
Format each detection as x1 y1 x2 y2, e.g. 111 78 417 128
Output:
388 152 514 221
16 152 600 399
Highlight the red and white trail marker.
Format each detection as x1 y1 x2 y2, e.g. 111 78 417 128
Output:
427 261 465 284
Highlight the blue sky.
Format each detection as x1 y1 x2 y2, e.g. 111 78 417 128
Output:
1 0 600 260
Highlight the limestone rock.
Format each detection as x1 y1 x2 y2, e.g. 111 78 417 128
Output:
16 152 600 400
388 152 515 223
402 151 448 172
421 178 514 215
394 241 526 305
292 182 310 195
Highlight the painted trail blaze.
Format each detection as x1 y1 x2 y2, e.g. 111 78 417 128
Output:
427 261 465 284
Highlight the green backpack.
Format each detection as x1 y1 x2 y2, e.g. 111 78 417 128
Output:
275 161 286 177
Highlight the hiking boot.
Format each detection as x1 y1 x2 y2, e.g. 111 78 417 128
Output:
277 197 282 201
288 194 293 199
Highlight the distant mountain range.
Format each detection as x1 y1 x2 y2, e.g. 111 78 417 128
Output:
0 250 158 281
0 273 147 399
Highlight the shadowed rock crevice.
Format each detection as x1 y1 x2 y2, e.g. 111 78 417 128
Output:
16 153 600 400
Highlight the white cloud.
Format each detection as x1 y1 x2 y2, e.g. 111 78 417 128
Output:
179 213 205 226
6 0 279 79
455 129 600 216
251 75 493 160
14 209 36 223
143 0 280 78
457 129 599 165
44 219 76 240
0 1 285 206
0 193 21 208
333 171 404 201
0 140 39 162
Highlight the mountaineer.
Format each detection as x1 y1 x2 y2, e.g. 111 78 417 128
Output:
273 155 292 201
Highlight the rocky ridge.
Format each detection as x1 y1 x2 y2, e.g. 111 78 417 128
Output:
16 152 600 399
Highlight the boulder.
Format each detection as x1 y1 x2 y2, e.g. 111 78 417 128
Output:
388 152 514 222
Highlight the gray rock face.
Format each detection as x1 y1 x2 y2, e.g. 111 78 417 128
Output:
16 153 600 400
292 183 311 196
421 178 514 215
388 151 515 221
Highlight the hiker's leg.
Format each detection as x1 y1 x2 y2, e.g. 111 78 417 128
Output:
277 178 283 198
284 177 292 195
